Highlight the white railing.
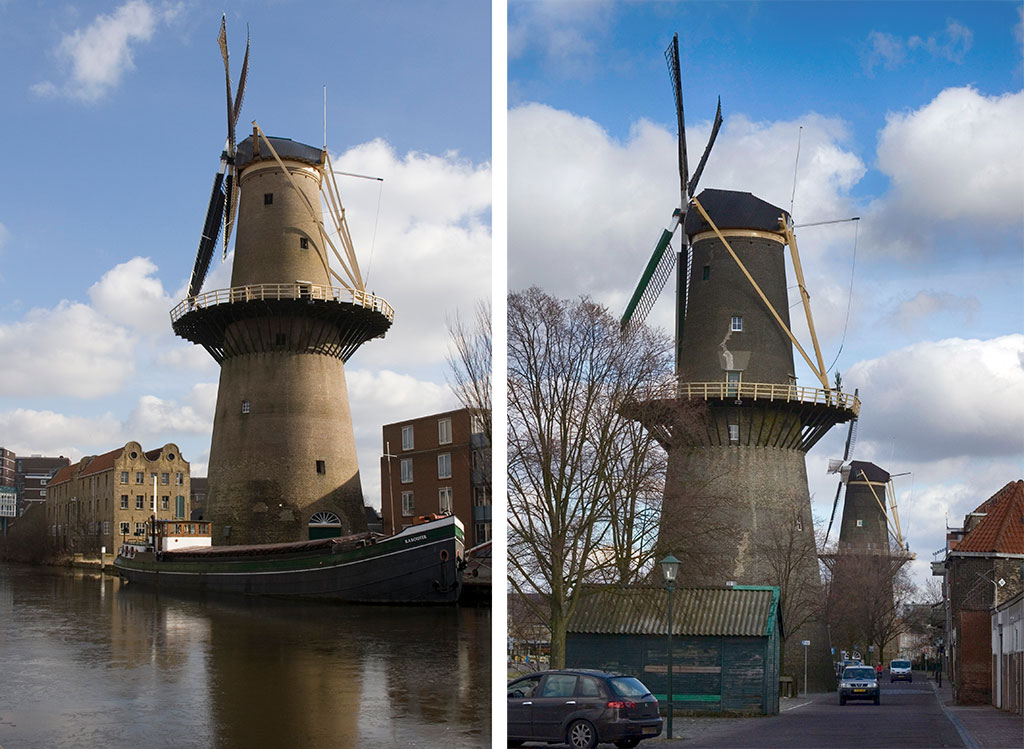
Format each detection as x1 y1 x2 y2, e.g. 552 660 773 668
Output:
171 283 394 323
677 381 860 416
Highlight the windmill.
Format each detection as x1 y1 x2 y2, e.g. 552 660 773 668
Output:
171 18 394 546
823 390 859 546
620 32 722 364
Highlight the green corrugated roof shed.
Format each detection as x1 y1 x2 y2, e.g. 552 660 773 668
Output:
568 584 782 638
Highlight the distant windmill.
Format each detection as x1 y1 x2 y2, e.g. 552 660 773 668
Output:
171 17 394 546
620 32 722 366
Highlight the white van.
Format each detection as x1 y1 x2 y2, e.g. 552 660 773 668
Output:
889 659 912 682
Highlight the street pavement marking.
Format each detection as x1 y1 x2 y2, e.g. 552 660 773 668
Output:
782 700 813 711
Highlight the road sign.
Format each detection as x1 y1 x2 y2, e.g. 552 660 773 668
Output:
801 640 811 646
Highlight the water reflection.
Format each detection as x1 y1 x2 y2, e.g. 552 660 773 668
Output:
0 564 490 748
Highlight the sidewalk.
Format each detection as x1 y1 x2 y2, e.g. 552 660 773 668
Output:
929 674 1023 748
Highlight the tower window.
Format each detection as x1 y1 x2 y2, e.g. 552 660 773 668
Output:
316 460 326 475
726 370 740 397
856 519 864 527
731 316 743 332
702 265 711 281
241 400 250 414
299 237 309 249
264 193 273 205
728 424 739 443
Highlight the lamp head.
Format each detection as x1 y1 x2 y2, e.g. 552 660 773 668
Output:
660 554 681 586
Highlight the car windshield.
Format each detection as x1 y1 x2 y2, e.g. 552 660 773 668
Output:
609 676 652 698
843 668 875 680
891 660 910 669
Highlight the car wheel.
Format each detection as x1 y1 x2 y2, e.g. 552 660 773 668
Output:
614 741 641 748
874 696 880 705
890 678 894 683
567 719 598 749
839 696 846 705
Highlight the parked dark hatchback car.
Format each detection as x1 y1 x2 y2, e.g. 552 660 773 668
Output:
838 665 880 705
508 669 662 748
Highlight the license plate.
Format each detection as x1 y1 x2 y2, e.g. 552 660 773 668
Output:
642 727 658 735
853 689 866 693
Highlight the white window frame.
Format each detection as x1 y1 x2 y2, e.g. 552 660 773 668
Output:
438 417 452 445
401 425 414 451
438 487 453 514
728 424 740 443
438 453 452 479
119 522 130 536
731 315 743 332
401 491 414 517
400 458 413 484
241 400 250 414
726 370 740 397
134 522 147 536
135 495 144 509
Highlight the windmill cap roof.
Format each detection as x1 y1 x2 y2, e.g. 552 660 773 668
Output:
685 188 790 237
235 135 324 170
848 460 890 483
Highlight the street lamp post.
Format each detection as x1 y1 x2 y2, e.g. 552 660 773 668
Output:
660 554 680 740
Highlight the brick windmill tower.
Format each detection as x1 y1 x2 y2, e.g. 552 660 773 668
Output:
171 19 392 545
622 34 859 689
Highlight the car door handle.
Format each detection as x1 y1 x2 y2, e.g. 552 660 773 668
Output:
564 700 576 705
522 701 532 705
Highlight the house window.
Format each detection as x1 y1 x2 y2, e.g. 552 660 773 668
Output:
473 486 490 506
175 472 183 485
475 522 491 543
728 424 739 444
401 491 414 517
316 460 326 475
175 496 185 519
136 495 145 509
103 521 110 535
135 472 144 484
726 370 740 397
400 458 413 483
120 495 128 509
161 496 169 511
731 315 743 332
134 522 147 536
299 237 309 249
702 265 711 281
119 522 130 536
40 489 46 497
438 453 452 479
438 487 453 514
401 425 414 451
264 193 273 205
120 471 128 484
438 418 452 445
161 473 169 485
241 400 250 414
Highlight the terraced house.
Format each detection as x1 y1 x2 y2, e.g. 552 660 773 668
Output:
47 442 191 555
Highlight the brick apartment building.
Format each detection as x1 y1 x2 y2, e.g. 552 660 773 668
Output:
47 442 191 555
380 408 491 549
0 450 72 517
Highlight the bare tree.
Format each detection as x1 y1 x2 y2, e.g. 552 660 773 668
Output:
508 287 675 667
446 298 492 444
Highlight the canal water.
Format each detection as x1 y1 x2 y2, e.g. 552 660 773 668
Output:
0 563 490 748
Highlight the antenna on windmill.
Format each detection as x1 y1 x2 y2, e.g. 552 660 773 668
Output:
324 84 327 149
621 32 723 362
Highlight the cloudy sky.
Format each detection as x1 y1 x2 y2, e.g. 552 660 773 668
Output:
0 0 491 508
509 0 1023 591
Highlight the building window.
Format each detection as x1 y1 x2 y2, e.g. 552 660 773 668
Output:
134 522 147 536
135 472 144 484
726 370 740 397
473 486 490 506
731 315 743 332
475 522 491 543
856 519 864 527
471 414 485 435
400 458 413 483
176 472 183 485
702 265 711 281
161 473 169 485
103 521 110 535
401 491 414 517
299 237 309 249
175 496 185 519
136 495 145 510
264 193 273 205
438 453 451 479
161 496 169 511
401 425 414 451
438 417 452 445
728 424 739 444
120 471 128 484
120 495 128 509
40 479 47 486
241 400 250 414
119 522 130 536
438 487 452 514
39 489 46 497
316 460 326 475
796 516 803 532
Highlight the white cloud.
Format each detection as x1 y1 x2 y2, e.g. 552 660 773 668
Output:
0 408 122 458
123 384 217 437
31 1 178 102
887 291 979 332
0 301 135 397
89 256 176 335
508 0 616 79
846 334 1024 461
862 31 907 75
908 20 974 63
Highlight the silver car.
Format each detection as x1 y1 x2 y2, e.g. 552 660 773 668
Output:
839 665 880 705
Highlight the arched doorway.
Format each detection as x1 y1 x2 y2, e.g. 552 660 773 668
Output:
308 511 342 539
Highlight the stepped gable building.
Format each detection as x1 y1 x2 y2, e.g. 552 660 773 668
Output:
46 442 191 554
939 480 1024 705
380 407 491 548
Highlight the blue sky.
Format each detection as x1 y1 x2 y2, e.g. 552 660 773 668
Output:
508 0 1023 591
0 0 491 506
